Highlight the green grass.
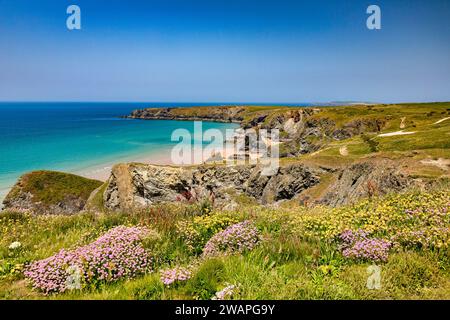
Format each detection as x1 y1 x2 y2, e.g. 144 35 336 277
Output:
0 187 448 300
0 102 448 300
5 171 102 206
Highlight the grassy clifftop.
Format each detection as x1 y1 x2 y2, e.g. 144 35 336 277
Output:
3 171 102 215
0 102 448 300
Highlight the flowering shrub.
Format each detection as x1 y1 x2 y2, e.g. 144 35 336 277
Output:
212 283 240 300
339 229 391 262
342 238 391 262
24 226 152 294
177 213 239 253
288 191 450 251
203 221 261 257
160 266 192 286
339 229 370 247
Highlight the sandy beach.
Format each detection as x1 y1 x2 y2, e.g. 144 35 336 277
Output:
75 142 241 182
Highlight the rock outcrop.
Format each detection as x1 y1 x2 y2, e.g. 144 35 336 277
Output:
102 163 321 211
2 171 102 215
321 160 413 206
101 159 415 211
126 106 389 159
127 106 247 123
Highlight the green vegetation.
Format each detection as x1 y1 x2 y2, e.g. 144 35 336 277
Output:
5 171 102 206
0 187 448 300
0 102 449 299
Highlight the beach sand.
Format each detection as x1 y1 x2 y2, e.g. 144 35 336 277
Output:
75 143 240 182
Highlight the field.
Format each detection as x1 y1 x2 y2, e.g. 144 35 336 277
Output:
0 187 449 300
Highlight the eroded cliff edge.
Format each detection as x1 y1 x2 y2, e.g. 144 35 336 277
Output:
96 160 413 212
3 103 449 215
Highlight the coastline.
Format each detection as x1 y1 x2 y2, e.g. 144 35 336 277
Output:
0 124 241 204
75 139 241 182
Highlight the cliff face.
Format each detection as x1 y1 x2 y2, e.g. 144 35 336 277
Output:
102 163 321 211
126 106 389 157
127 106 248 123
4 103 446 215
320 160 413 207
100 160 413 211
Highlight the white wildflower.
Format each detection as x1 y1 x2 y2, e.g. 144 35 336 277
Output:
9 241 22 250
212 283 240 300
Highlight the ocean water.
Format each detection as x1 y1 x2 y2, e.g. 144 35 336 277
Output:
0 102 239 201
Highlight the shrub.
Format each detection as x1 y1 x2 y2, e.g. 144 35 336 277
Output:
203 221 261 257
361 134 379 152
24 226 152 294
289 190 450 252
383 251 441 295
339 229 391 262
185 258 225 300
176 213 239 253
160 266 192 287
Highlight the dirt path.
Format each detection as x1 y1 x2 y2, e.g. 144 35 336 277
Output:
434 117 450 125
378 130 416 137
420 158 450 171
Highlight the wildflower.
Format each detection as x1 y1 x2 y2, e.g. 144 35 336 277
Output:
9 241 22 250
24 226 152 294
212 283 240 300
339 229 391 262
160 266 192 286
203 221 260 257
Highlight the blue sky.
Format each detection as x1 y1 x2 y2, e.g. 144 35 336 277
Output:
0 0 449 103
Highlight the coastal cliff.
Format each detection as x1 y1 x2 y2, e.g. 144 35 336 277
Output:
127 106 248 123
3 102 450 214
2 103 449 300
2 171 102 215
126 105 394 156
98 159 413 212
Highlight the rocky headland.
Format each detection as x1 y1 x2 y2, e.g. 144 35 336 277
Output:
3 103 449 215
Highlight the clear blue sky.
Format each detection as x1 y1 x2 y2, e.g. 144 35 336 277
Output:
0 0 449 103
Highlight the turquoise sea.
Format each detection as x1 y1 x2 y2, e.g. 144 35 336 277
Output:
0 102 239 201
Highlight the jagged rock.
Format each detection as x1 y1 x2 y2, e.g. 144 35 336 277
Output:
102 163 321 211
320 160 412 207
128 106 246 123
261 165 320 204
104 164 192 211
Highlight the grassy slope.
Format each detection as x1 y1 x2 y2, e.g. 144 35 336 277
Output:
294 103 450 172
4 171 102 206
0 188 449 300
